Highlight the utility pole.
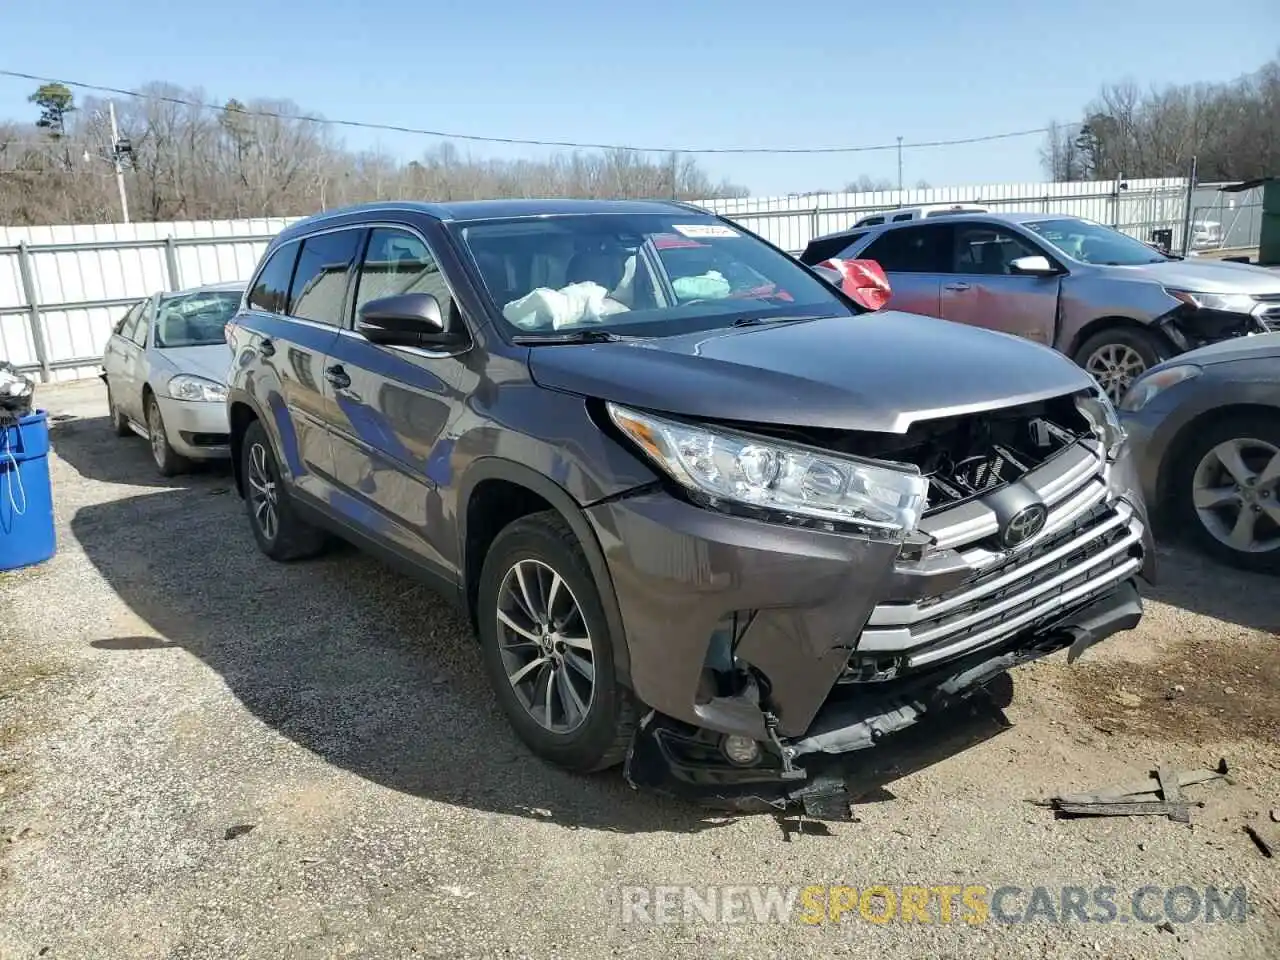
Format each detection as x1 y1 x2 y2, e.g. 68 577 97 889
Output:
670 151 680 200
108 100 130 223
896 136 903 192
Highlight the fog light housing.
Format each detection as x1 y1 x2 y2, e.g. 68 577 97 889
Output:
721 734 761 766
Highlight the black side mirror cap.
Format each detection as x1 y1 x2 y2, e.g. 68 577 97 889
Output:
355 293 467 348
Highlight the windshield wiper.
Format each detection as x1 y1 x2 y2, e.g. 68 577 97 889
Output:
730 314 834 328
511 328 628 345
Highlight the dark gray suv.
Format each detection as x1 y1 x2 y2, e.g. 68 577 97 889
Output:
225 199 1155 815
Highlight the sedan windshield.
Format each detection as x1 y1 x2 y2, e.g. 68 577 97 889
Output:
458 214 851 339
154 290 242 348
1024 217 1170 266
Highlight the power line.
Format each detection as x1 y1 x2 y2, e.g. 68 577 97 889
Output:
2 68 1078 156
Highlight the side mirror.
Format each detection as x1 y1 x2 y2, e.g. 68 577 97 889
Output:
1009 255 1059 277
356 293 467 348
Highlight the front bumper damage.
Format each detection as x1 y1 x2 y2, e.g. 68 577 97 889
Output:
588 436 1154 820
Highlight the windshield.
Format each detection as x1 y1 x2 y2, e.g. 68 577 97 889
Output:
153 290 242 348
1024 217 1170 266
458 214 851 339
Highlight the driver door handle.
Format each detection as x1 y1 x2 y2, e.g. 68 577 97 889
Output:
259 337 276 357
943 282 972 292
325 364 352 390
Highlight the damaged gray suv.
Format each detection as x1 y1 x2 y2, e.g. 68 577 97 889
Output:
225 199 1155 816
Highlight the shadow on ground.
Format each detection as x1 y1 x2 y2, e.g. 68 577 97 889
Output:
53 417 1014 833
49 414 232 490
1142 534 1279 634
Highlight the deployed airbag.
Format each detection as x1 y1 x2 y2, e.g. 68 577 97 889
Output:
502 281 630 330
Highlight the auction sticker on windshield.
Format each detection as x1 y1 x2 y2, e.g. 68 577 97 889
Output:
673 224 740 239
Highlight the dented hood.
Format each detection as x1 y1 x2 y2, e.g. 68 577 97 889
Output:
528 311 1095 434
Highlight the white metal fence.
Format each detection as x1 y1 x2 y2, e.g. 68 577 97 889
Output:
0 177 1191 383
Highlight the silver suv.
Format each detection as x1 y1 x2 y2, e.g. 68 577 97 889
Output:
802 213 1280 401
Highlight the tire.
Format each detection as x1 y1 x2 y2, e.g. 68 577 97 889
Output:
477 511 637 772
146 393 191 476
1169 415 1280 573
240 419 328 562
106 381 132 437
1073 327 1170 405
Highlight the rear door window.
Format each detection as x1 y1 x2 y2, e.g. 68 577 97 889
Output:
288 229 365 326
248 243 300 314
862 224 952 273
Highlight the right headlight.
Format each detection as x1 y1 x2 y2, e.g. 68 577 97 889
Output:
1118 364 1202 413
606 403 929 540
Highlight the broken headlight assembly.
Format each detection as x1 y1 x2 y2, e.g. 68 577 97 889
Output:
1165 288 1256 315
1118 363 1202 413
1075 388 1127 460
606 402 929 540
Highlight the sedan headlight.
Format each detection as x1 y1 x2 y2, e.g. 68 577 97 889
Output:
606 403 928 540
1075 388 1127 460
1166 289 1256 314
1118 363 1202 413
167 374 227 403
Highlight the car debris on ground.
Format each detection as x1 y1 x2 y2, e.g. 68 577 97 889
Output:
1030 758 1230 822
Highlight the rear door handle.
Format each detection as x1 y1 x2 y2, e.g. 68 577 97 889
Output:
259 337 276 357
325 364 352 390
943 282 972 292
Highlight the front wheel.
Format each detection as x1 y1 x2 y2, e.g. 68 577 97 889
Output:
146 394 190 476
477 511 636 772
1074 327 1169 404
1171 415 1280 573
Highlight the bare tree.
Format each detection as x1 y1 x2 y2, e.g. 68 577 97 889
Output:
1041 54 1279 181
0 81 749 227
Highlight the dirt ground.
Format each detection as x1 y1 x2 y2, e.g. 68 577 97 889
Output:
1 379 1278 960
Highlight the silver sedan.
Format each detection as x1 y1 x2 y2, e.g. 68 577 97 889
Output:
1119 332 1280 572
100 282 244 476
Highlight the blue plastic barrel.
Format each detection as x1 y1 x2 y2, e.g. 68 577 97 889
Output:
0 410 57 571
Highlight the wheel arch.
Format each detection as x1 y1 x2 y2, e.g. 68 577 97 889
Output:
1068 315 1178 363
457 457 632 687
227 393 266 498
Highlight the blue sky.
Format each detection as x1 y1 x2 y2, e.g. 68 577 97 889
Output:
1 0 1276 197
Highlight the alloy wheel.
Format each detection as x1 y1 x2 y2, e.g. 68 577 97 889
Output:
495 558 596 734
1191 437 1280 555
1085 343 1148 404
148 401 167 467
246 441 280 542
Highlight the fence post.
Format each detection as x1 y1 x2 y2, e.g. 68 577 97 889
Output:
810 207 820 247
164 235 181 291
1111 172 1123 228
1179 157 1198 257
16 240 51 384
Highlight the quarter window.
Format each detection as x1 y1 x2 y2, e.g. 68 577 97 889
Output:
289 230 365 326
248 243 299 314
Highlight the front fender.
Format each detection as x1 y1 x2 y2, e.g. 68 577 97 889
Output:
455 455 638 687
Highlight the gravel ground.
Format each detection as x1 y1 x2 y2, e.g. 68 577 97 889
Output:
1 379 1277 960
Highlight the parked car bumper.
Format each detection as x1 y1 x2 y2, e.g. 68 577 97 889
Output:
156 394 232 459
586 439 1153 814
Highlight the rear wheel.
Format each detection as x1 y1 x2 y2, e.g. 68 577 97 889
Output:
106 381 131 437
240 419 328 561
1074 327 1169 404
146 394 190 476
1171 415 1280 573
477 511 636 772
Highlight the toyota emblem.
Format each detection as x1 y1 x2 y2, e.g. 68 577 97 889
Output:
1001 503 1048 548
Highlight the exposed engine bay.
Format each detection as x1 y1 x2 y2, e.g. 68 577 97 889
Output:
743 391 1093 515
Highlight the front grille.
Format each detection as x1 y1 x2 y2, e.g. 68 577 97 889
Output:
852 440 1145 672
